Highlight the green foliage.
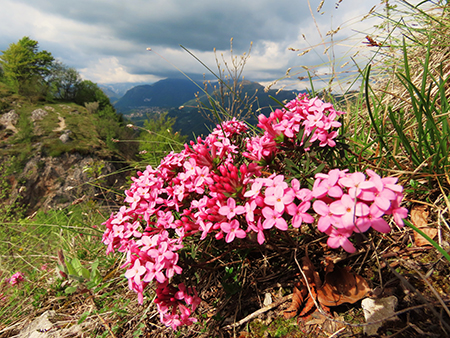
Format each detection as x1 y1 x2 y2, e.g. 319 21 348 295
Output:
363 39 450 181
0 160 25 223
137 111 187 166
0 36 54 94
11 111 34 144
85 101 99 114
74 80 110 109
47 60 81 101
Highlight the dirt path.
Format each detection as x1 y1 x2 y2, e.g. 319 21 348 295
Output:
53 112 66 132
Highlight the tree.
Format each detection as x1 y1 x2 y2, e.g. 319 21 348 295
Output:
73 80 111 110
48 61 81 101
0 36 54 94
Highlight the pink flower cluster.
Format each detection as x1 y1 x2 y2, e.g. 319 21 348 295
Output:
312 169 408 253
101 94 408 330
7 272 25 285
244 94 344 162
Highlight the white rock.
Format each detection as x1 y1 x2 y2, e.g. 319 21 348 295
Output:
263 292 272 306
361 296 399 336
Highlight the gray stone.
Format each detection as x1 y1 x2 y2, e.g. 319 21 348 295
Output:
1 110 19 125
59 130 72 143
31 109 48 121
17 310 86 338
362 296 399 336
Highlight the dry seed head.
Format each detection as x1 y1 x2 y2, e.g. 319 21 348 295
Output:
326 27 341 36
317 0 325 12
298 48 311 56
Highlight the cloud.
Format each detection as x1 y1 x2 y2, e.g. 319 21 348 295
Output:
0 0 407 87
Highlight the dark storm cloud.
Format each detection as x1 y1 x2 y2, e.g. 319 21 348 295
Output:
11 0 301 52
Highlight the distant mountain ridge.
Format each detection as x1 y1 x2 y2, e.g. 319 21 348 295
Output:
112 77 304 138
99 82 147 103
114 78 202 112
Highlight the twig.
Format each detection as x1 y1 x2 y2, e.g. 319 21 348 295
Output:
222 294 293 330
96 313 117 338
328 327 346 338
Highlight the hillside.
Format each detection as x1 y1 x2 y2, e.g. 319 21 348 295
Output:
0 82 136 215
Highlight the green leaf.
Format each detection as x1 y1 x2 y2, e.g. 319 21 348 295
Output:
78 311 90 324
71 257 82 274
404 219 450 264
90 259 99 280
65 259 77 277
81 267 91 280
65 286 77 294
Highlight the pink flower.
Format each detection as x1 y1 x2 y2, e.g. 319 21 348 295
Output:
144 261 166 283
8 272 25 285
125 259 146 285
312 169 343 199
220 220 246 243
390 195 408 227
261 207 288 231
199 221 212 240
355 204 390 233
264 186 295 213
218 198 245 220
244 200 257 223
327 228 356 253
244 180 263 198
329 194 369 229
313 200 338 232
339 172 375 198
286 201 314 228
248 218 266 244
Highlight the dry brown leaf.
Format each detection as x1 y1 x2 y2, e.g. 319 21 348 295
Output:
284 283 306 319
317 261 372 307
411 205 437 247
284 257 319 318
284 257 371 319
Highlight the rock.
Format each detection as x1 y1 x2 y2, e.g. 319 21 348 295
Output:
263 292 272 306
17 310 56 338
361 296 400 336
1 110 19 125
9 152 127 213
17 310 86 338
31 108 48 121
0 110 19 133
59 130 72 143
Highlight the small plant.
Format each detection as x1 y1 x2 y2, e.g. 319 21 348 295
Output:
84 101 99 114
56 249 103 294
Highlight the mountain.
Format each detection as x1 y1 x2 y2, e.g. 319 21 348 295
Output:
167 80 301 137
99 82 147 102
114 78 202 112
113 77 302 138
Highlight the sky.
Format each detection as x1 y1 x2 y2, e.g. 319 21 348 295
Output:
0 0 431 91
